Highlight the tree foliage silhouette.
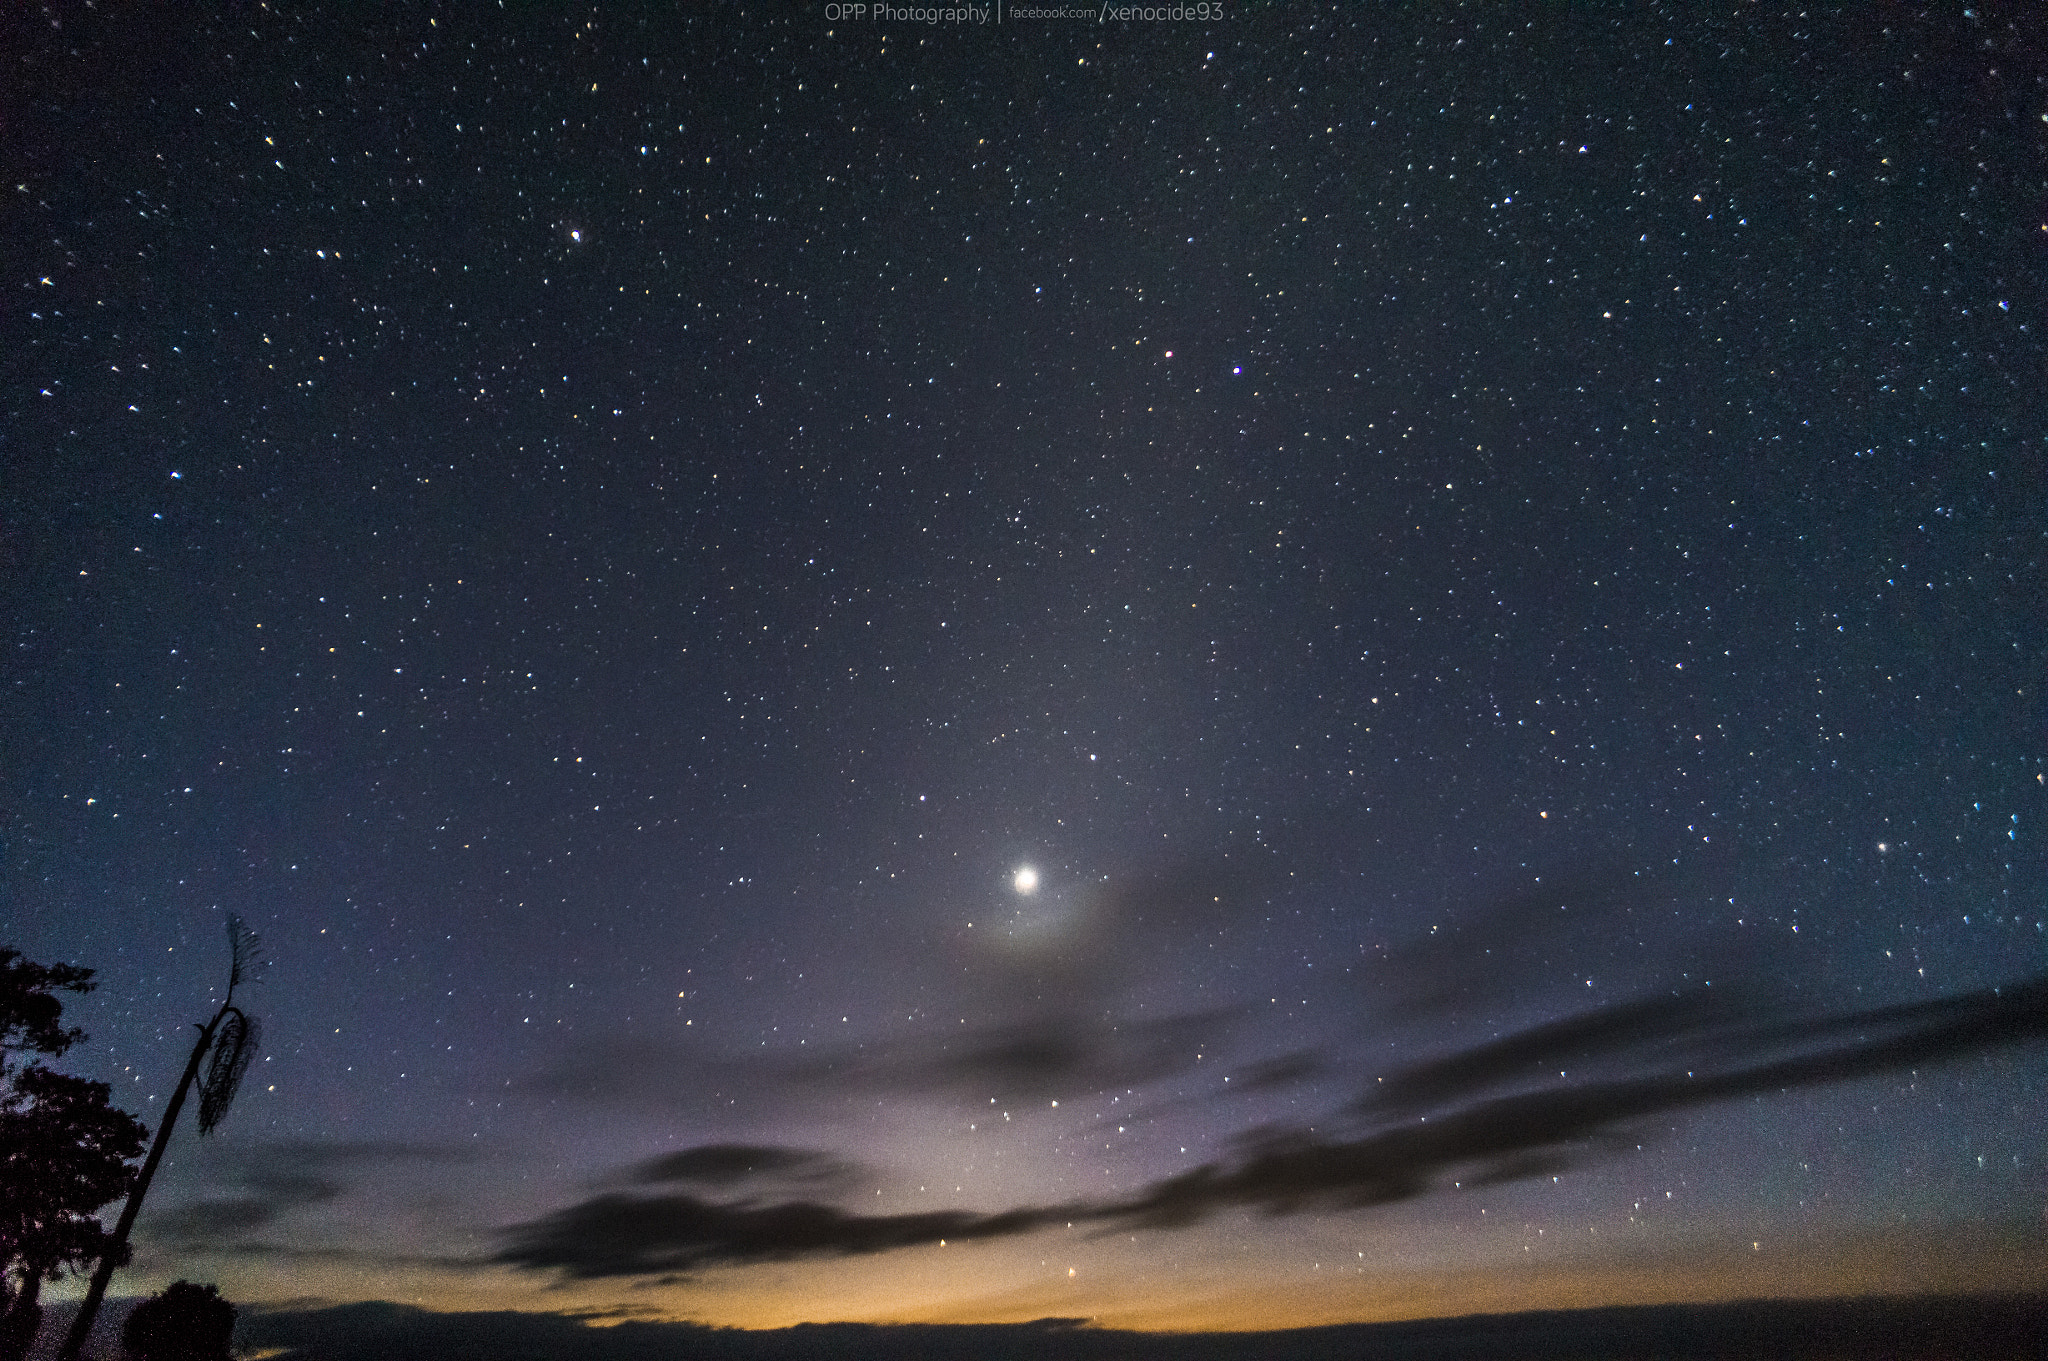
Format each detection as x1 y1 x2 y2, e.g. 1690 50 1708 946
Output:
0 949 148 1361
121 1280 235 1361
0 951 92 1057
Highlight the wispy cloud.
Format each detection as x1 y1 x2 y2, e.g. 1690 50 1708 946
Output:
497 1192 1073 1278
630 1144 861 1192
149 1141 479 1246
525 1006 1247 1112
499 973 2048 1277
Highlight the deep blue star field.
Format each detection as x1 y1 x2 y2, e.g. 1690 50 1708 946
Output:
5 1 2044 1335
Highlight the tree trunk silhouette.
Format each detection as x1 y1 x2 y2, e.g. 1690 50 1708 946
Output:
0 1268 41 1361
56 917 261 1361
55 1018 214 1361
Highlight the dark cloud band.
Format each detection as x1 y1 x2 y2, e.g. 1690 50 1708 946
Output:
499 973 2048 1277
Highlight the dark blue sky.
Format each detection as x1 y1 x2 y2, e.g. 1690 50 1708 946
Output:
5 1 2043 1332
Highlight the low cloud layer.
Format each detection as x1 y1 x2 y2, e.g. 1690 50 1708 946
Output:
499 973 2048 1277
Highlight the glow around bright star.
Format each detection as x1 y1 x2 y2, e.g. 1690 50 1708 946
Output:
1012 866 1039 894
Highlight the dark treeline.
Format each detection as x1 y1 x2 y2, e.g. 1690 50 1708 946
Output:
178 1293 2048 1361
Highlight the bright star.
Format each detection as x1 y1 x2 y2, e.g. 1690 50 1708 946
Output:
1013 867 1039 894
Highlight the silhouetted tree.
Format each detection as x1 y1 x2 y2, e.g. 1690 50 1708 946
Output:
0 949 149 1361
59 919 262 1361
121 1280 235 1361
0 950 92 1058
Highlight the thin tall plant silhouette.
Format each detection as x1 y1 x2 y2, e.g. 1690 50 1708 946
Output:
57 917 263 1361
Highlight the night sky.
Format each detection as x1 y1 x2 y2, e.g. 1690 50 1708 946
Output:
7 1 2046 1337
